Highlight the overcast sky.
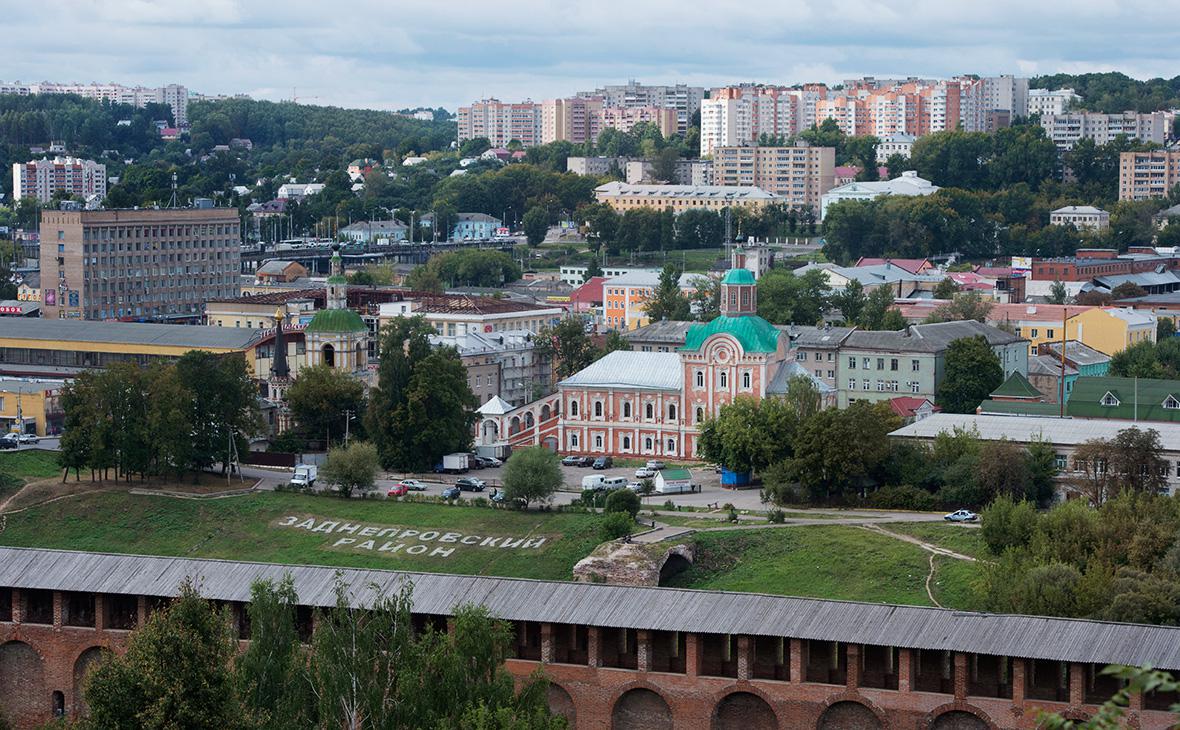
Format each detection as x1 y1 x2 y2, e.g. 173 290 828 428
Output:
3 0 1177 111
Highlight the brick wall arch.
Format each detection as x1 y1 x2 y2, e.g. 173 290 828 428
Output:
926 701 998 730
711 690 778 730
610 685 674 730
71 646 110 718
0 639 47 729
816 696 887 730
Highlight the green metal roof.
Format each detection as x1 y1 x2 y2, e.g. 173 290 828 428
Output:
990 371 1043 400
1066 376 1180 422
660 468 692 481
721 268 756 285
977 400 1065 417
680 315 781 354
304 308 367 333
326 275 347 284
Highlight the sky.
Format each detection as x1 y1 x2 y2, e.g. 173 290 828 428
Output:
2 0 1178 111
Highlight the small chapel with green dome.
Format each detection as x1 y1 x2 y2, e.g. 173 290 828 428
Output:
303 245 368 373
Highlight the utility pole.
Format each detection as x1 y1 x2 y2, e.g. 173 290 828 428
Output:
344 409 355 444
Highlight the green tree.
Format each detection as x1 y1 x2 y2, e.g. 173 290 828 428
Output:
1040 666 1179 730
1111 281 1148 300
981 495 1039 555
320 441 380 497
501 446 562 508
924 291 994 324
236 576 313 729
522 206 549 246
84 581 241 729
697 396 801 474
756 268 829 325
599 511 634 540
1048 280 1069 305
1109 339 1167 379
858 284 901 330
687 275 721 322
644 263 690 322
605 488 641 518
536 318 597 379
785 402 899 503
285 364 366 445
1159 317 1176 340
975 439 1032 504
909 130 992 188
932 277 961 300
830 280 866 325
175 351 259 474
937 336 1004 413
145 364 195 480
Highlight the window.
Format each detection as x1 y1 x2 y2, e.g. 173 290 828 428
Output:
623 402 632 418
644 437 653 451
741 371 751 389
570 433 579 448
645 403 654 420
594 401 603 418
848 357 857 369
798 351 807 361
911 382 921 393
719 372 728 388
1100 392 1120 407
827 352 834 362
695 370 705 388
1165 396 1180 410
877 358 885 370
569 400 579 417
1055 454 1068 470
862 358 871 369
876 380 885 391
623 436 631 450
695 407 704 423
668 404 677 420
1031 328 1039 338
667 438 676 452
1047 329 1055 339
890 358 898 371
911 359 920 372
863 379 870 390
848 379 856 389
594 434 603 449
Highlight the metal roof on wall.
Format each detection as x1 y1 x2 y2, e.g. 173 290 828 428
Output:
1 547 1179 669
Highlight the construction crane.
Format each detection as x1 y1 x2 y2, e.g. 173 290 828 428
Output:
291 88 320 104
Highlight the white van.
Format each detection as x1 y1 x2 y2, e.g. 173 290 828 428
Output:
601 476 628 491
581 474 606 491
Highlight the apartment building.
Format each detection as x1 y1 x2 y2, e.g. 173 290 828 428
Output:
1049 206 1110 230
875 134 915 162
593 181 781 214
1040 112 1169 150
625 158 712 186
39 208 241 321
433 329 553 407
1119 150 1180 201
602 269 703 330
541 96 603 145
600 106 678 137
1027 88 1081 117
699 85 816 156
0 81 189 124
710 142 835 212
12 157 107 204
577 82 704 135
457 99 542 147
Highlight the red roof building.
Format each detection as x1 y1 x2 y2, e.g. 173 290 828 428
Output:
570 276 606 314
888 396 940 422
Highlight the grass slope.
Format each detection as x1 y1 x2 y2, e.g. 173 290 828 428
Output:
0 449 61 502
0 491 602 581
664 525 942 606
885 522 989 559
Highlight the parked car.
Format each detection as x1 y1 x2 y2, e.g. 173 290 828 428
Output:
16 433 38 444
398 479 427 491
592 456 613 470
474 455 502 468
387 484 409 498
0 436 17 450
441 486 461 500
456 477 486 492
634 467 655 479
945 509 979 523
561 455 590 467
645 460 666 471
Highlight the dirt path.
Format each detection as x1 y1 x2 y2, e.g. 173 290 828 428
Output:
858 524 978 562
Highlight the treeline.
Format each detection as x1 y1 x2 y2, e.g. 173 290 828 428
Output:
584 203 816 254
1032 72 1180 114
59 352 259 481
81 577 563 729
405 249 522 291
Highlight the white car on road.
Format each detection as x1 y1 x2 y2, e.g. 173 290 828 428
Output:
944 509 979 522
634 467 655 479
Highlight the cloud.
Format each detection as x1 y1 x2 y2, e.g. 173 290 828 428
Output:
1 0 1178 109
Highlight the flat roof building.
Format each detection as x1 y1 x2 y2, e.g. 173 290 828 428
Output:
711 143 835 213
594 181 781 214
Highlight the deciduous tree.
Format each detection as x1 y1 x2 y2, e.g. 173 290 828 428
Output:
937 336 1003 414
501 446 562 508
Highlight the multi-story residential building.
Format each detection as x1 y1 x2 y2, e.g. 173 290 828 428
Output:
12 157 106 204
378 295 562 338
594 181 781 214
339 220 408 243
1066 306 1156 355
565 156 627 176
577 82 704 135
1119 150 1180 201
875 134 916 162
541 97 603 145
1049 205 1110 230
450 213 502 241
1027 88 1081 117
699 92 755 157
456 99 542 147
624 159 712 186
599 106 678 137
602 269 703 331
39 208 241 321
558 265 655 287
820 171 940 220
1040 112 1169 150
710 142 835 212
835 320 1028 408
0 81 189 125
433 329 553 408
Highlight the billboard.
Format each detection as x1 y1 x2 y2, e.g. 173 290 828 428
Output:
1011 256 1033 271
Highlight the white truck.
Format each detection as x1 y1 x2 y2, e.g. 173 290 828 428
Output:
437 453 471 474
290 464 318 489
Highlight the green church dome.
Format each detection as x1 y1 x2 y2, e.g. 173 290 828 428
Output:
721 268 756 285
680 315 780 354
305 308 367 333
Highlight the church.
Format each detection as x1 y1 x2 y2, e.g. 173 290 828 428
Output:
556 268 814 460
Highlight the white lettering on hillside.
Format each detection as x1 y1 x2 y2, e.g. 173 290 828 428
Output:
275 516 554 560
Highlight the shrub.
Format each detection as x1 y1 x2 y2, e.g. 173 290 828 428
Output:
726 508 739 522
599 512 634 541
981 495 1039 555
865 485 939 511
767 509 786 524
662 500 676 510
604 489 641 518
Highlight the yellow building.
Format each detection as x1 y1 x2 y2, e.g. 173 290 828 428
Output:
205 290 320 329
602 270 707 331
594 181 782 213
0 380 62 436
16 275 40 302
1065 306 1157 356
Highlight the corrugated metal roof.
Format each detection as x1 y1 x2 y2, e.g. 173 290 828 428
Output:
0 318 261 350
2 547 1178 668
559 351 683 390
892 412 1180 451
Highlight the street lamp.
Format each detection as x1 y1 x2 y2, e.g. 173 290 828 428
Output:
343 409 357 444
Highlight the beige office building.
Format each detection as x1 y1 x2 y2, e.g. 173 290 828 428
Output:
1119 150 1180 201
711 143 835 212
594 182 782 213
40 208 241 320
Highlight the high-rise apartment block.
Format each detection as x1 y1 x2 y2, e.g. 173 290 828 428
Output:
1040 112 1170 150
1119 150 1180 201
13 157 107 203
699 85 824 156
39 208 241 320
577 82 705 135
0 81 189 125
711 142 835 212
457 99 542 147
1027 88 1081 117
599 106 679 137
541 97 603 145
